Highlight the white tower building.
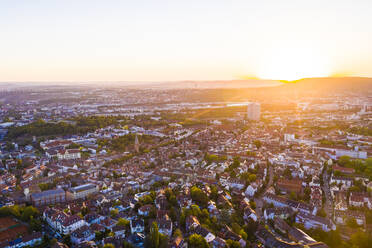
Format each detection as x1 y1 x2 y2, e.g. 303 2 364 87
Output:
247 102 261 121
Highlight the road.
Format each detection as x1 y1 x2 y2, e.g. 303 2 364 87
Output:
254 165 274 219
322 168 333 219
267 165 274 189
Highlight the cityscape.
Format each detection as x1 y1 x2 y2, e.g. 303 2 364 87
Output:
0 79 370 248
1 1 372 248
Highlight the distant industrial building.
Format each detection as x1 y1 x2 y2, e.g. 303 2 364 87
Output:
66 184 98 201
247 102 261 121
30 188 65 206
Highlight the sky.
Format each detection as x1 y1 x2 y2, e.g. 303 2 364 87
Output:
1 0 372 82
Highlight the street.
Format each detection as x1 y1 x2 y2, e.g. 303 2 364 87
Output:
322 168 334 219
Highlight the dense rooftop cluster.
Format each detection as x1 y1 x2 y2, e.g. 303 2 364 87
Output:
0 86 371 248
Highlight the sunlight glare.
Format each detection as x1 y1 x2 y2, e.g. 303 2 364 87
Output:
257 45 330 81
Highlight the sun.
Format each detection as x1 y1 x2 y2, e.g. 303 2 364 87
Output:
257 45 331 81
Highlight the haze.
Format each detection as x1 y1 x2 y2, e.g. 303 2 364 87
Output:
1 0 372 82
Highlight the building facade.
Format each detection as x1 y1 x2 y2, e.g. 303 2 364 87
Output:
247 102 261 121
66 184 98 201
30 189 65 206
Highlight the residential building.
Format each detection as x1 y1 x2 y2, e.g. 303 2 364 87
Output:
246 102 261 121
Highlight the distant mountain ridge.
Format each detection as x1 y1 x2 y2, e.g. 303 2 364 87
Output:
0 77 371 92
277 77 372 93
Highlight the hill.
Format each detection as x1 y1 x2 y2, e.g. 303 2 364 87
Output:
279 77 372 94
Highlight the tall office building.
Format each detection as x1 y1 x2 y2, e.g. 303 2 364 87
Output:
247 102 261 121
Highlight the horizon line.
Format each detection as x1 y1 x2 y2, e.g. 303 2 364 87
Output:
0 76 370 84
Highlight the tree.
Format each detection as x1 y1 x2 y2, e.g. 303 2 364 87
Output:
140 195 154 205
38 183 51 191
159 233 169 248
289 191 297 201
95 231 105 241
346 218 359 228
191 204 202 217
30 218 42 231
21 206 39 222
231 222 241 234
5 142 15 151
248 174 257 183
350 230 372 248
188 234 209 248
169 207 177 222
210 185 218 201
62 234 71 247
239 229 248 240
232 156 241 169
174 228 182 238
110 209 119 218
317 208 327 218
149 222 160 248
190 186 208 207
117 218 130 227
226 239 241 248
122 241 135 248
303 187 311 202
103 244 115 248
283 168 292 179
249 200 256 210
81 206 89 216
180 210 186 228
253 140 262 149
305 228 343 248
338 156 351 167
167 193 177 207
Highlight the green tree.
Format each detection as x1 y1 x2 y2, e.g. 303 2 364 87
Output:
81 206 89 216
30 218 42 231
62 234 71 247
226 239 241 248
180 211 186 228
122 241 135 248
190 186 208 207
239 229 248 240
346 218 359 228
110 209 119 218
21 206 39 222
38 183 51 191
159 233 169 248
249 200 256 210
188 234 209 248
248 174 257 183
289 191 297 201
350 230 372 248
253 140 262 149
140 195 154 205
317 208 327 218
283 168 292 179
174 228 182 238
338 156 351 167
117 218 130 227
95 231 105 241
150 222 160 248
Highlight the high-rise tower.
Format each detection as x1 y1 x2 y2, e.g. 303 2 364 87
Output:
247 102 261 121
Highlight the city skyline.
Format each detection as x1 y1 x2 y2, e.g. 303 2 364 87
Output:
0 1 371 247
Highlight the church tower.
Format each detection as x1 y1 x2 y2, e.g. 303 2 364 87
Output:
134 134 140 153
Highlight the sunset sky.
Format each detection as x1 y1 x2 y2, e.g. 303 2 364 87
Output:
1 0 372 81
